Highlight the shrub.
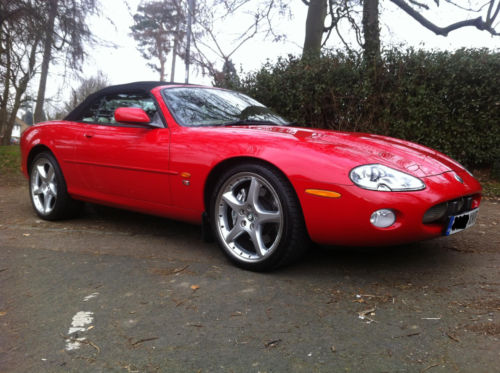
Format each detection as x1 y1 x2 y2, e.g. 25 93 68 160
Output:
239 48 499 168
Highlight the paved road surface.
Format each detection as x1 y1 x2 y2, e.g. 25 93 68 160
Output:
1 174 499 372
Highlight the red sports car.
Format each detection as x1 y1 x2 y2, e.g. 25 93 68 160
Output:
21 82 482 271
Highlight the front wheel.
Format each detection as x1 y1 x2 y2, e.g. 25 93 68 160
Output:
29 152 82 220
211 163 308 271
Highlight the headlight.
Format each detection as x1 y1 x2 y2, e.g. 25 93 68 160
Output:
349 164 425 192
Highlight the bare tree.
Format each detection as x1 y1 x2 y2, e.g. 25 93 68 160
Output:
301 0 365 58
33 0 100 123
53 71 109 118
300 0 498 63
187 0 290 82
129 0 289 83
34 0 57 123
390 0 500 36
361 0 499 67
0 0 41 145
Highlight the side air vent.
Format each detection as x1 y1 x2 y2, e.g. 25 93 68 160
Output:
423 203 447 223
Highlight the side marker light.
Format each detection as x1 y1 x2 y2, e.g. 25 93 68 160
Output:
305 189 341 198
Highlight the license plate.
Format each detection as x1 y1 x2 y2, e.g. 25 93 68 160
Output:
445 208 479 236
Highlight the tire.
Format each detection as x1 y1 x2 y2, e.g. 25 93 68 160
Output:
29 152 82 220
210 163 308 271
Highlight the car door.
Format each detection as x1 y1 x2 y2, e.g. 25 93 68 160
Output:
71 91 172 208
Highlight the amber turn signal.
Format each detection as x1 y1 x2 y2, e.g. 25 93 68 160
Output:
305 189 341 198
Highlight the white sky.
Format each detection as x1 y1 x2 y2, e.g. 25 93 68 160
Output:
41 0 499 111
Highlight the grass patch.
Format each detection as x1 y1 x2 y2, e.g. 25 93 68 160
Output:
0 145 21 174
481 180 500 199
473 168 500 199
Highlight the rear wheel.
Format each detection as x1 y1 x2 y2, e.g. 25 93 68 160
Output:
29 152 82 220
211 163 308 271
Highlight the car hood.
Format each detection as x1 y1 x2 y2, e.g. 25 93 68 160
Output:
240 125 465 178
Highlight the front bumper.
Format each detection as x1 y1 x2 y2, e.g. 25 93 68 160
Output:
296 170 482 246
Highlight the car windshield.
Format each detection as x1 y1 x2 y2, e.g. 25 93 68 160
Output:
161 87 289 127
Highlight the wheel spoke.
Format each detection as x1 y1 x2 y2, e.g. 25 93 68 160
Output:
37 164 47 181
246 177 261 208
222 191 244 211
248 227 267 257
225 222 245 243
43 193 53 213
257 210 281 224
47 166 55 183
49 183 57 196
32 186 43 195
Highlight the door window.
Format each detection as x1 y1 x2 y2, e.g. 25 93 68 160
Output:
76 92 164 127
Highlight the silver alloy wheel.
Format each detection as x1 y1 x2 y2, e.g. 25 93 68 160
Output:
31 158 58 215
215 172 284 263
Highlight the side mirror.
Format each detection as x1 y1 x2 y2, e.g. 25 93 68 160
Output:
114 107 150 124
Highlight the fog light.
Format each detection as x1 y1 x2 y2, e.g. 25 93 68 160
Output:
370 209 396 228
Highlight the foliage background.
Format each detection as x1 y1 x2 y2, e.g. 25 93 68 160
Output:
237 48 499 168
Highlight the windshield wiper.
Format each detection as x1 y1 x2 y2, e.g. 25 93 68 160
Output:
219 119 283 127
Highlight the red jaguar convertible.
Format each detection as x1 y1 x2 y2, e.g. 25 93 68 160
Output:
20 82 482 271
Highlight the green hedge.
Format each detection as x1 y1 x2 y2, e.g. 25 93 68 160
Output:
239 49 499 168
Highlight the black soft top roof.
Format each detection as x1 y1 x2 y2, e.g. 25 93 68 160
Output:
65 81 185 121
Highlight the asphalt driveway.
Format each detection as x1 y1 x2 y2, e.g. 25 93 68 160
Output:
1 173 499 372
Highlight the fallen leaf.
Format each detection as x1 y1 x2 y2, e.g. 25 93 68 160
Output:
392 332 420 338
358 307 376 319
446 332 460 343
421 363 440 372
150 265 190 276
190 285 200 291
23 233 30 237
131 337 159 346
358 307 378 323
0 311 7 317
264 339 281 348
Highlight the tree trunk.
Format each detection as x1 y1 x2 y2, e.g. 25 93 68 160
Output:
362 0 380 67
158 43 167 81
0 32 12 145
170 49 177 83
2 35 40 145
362 0 384 132
34 0 57 123
155 33 166 81
170 26 179 83
302 0 327 58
